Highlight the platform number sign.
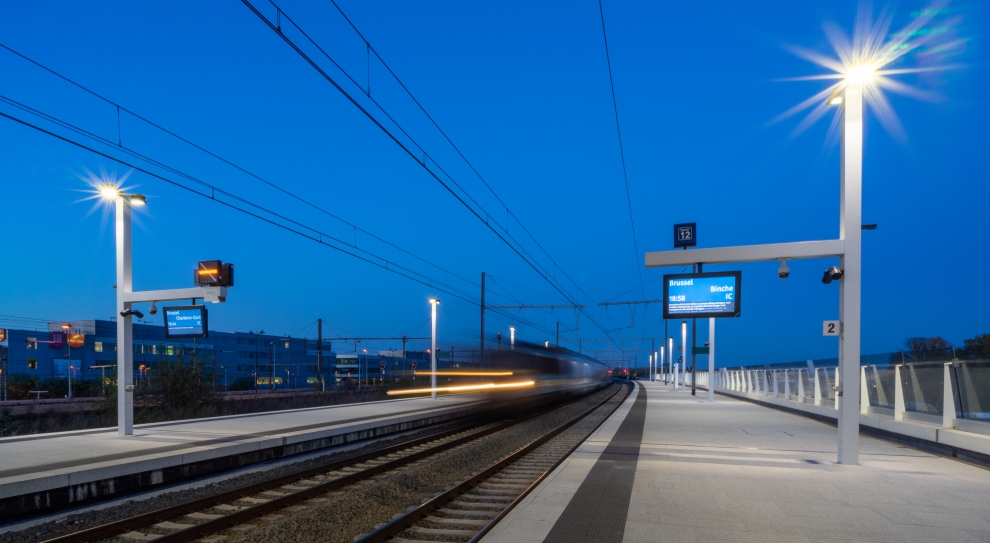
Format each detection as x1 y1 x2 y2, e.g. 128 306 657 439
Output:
823 320 841 336
673 222 696 248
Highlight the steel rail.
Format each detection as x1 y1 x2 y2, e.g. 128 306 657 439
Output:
39 419 488 543
467 381 633 542
41 387 606 543
355 381 630 543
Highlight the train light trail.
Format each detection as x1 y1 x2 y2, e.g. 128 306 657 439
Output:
386 381 535 396
418 371 514 376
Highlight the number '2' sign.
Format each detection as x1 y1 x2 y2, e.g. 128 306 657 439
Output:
822 320 841 336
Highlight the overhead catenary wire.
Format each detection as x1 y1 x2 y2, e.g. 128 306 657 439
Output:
0 43 562 328
241 0 618 348
324 0 608 315
596 0 645 299
0 104 548 334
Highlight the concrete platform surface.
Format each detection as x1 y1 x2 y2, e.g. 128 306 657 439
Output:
486 381 990 543
0 394 483 502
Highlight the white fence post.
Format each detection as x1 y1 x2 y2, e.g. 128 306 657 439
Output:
814 369 822 406
797 369 804 403
894 365 905 421
834 367 841 411
784 369 791 400
860 366 869 415
943 362 956 429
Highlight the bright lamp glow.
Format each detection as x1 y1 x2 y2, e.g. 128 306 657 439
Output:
99 185 121 200
129 194 147 206
774 5 962 139
844 64 877 86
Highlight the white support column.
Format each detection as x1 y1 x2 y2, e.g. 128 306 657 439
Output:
943 363 956 429
764 371 770 397
894 365 905 421
814 369 822 406
837 84 863 465
797 369 805 403
115 198 134 436
784 370 791 400
708 317 715 402
860 366 869 415
773 370 779 398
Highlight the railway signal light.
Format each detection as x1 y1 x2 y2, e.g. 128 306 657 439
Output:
194 260 234 287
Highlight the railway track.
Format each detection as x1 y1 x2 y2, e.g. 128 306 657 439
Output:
357 382 631 543
37 386 620 543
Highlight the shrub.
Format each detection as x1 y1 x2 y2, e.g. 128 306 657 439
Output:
227 376 255 392
147 347 219 416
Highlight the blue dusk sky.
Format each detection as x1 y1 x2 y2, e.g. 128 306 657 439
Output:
0 1 986 366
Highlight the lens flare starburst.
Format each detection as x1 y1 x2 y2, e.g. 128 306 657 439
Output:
75 168 147 229
774 2 963 141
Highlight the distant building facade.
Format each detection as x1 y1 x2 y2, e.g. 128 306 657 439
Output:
0 320 435 392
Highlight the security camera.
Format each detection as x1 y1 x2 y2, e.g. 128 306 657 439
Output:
777 260 790 280
120 309 145 319
821 266 843 284
148 302 158 316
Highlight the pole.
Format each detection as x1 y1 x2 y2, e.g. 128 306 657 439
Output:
838 84 863 465
680 322 687 390
692 263 701 396
317 318 324 392
510 327 515 349
115 196 134 435
660 346 664 384
667 337 673 386
708 317 715 402
430 299 438 400
480 272 485 366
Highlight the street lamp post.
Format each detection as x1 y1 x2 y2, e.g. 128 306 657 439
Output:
429 298 439 400
509 326 515 349
110 189 142 435
835 83 863 465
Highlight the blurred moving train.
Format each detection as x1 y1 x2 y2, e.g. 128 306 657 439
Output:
484 341 613 398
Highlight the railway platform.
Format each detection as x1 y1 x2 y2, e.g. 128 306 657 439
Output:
482 381 990 543
0 394 485 522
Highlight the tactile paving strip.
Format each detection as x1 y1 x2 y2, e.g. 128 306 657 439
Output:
542 383 647 543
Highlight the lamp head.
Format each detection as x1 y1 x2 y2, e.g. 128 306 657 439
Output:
99 184 121 200
129 194 147 206
844 64 877 86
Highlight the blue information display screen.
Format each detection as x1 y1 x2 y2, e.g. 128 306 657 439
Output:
164 306 208 338
663 271 741 319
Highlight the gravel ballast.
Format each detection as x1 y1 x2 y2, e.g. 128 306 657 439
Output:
230 384 624 543
0 421 473 543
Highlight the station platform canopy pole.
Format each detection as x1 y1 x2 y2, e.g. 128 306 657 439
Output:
643 87 862 465
112 193 230 436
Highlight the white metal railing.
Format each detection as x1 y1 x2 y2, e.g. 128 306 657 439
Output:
693 360 990 436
